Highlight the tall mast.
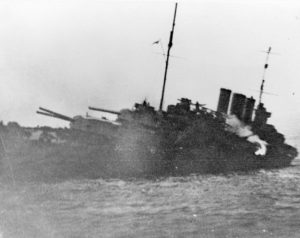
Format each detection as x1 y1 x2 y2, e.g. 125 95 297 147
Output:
159 2 178 111
259 46 272 105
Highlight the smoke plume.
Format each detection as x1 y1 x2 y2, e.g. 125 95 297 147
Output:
226 115 268 156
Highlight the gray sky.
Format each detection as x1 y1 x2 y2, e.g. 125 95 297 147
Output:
0 0 300 137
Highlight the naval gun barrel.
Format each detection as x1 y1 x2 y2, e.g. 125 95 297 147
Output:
37 107 74 122
88 106 120 115
36 111 73 122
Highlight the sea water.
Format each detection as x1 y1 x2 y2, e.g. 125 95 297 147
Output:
0 144 299 237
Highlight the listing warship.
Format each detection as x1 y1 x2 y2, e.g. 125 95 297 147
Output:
0 3 297 182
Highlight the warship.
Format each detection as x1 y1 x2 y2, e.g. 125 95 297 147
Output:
0 3 297 182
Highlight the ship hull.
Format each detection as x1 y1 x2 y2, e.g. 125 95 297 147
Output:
0 126 297 182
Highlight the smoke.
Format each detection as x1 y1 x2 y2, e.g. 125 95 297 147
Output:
226 115 268 156
247 135 267 156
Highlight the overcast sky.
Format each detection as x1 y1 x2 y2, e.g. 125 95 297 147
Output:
0 0 300 137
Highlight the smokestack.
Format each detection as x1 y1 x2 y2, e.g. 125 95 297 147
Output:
217 88 232 114
243 97 256 124
230 93 246 120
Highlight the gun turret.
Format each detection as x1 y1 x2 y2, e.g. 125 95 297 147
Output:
88 107 121 115
37 107 74 122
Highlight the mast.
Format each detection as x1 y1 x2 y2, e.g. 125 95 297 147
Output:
159 2 178 111
259 46 272 105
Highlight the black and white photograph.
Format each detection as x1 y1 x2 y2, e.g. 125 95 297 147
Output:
0 0 300 237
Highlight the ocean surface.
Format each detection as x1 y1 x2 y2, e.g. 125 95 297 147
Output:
0 139 300 238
